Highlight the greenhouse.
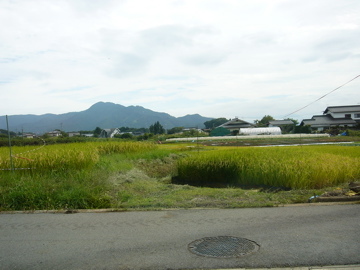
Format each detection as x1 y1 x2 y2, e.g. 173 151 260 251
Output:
239 127 282 136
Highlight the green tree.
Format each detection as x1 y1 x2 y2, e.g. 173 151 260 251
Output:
0 129 16 137
254 115 275 127
149 121 165 135
120 133 133 139
204 118 228 129
60 131 68 137
183 129 199 137
114 133 133 139
167 127 184 134
282 118 298 133
137 133 153 141
287 118 299 125
294 125 311 134
93 127 102 137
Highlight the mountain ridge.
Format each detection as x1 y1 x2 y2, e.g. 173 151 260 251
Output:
0 102 214 133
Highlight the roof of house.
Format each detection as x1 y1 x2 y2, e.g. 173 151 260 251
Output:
301 114 357 127
219 118 254 130
100 128 121 138
269 120 294 126
324 105 360 114
102 128 119 133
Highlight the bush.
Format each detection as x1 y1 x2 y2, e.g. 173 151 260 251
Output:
348 129 360 136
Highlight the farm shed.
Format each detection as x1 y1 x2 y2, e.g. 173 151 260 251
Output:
239 127 281 136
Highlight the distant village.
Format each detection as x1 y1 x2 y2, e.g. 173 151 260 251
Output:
8 105 360 139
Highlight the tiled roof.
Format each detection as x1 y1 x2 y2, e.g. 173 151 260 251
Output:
324 105 360 114
269 120 294 125
302 115 356 127
219 118 254 130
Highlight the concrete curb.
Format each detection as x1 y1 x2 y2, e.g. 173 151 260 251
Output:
1 200 360 215
313 196 360 203
214 265 360 270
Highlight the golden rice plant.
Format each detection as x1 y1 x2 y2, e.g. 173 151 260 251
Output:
0 141 158 172
7 143 99 171
95 141 157 155
176 145 360 189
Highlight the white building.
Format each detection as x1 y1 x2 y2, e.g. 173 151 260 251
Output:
239 127 282 136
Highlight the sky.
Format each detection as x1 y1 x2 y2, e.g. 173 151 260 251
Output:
1 0 360 123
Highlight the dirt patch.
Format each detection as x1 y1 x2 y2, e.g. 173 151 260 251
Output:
311 182 360 203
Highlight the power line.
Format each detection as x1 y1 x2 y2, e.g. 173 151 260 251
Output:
283 74 360 118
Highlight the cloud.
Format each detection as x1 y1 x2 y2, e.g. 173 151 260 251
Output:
106 53 149 78
139 25 195 50
1 0 359 122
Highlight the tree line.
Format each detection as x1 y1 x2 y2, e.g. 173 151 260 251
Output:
2 115 312 143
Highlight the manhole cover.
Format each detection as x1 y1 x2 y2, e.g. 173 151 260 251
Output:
188 236 260 258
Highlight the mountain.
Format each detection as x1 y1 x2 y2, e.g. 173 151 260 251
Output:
0 102 213 134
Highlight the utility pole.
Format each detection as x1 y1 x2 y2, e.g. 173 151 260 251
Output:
197 126 199 153
6 115 14 172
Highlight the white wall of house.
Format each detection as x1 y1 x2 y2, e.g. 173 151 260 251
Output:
329 112 360 119
47 131 61 137
68 132 80 137
353 113 360 120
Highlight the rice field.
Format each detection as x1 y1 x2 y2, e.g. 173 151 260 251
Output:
0 141 158 210
0 141 157 171
1 140 359 211
176 145 360 189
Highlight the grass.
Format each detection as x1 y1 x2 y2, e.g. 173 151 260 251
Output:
0 170 112 210
111 178 324 209
0 139 359 211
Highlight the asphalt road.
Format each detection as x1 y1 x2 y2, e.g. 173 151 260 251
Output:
1 204 359 270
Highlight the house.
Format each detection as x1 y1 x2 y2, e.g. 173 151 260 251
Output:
82 134 94 137
182 128 205 133
47 130 62 137
210 117 254 136
68 132 80 137
323 105 360 122
269 120 294 127
218 117 254 131
23 133 35 139
269 119 296 133
100 128 121 138
300 105 360 131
